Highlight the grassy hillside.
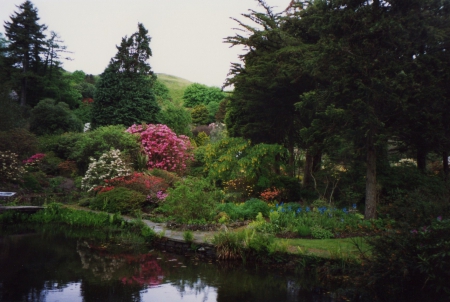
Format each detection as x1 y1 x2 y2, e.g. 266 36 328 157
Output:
156 73 193 106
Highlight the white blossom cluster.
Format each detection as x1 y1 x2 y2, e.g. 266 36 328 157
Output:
81 149 131 192
0 150 25 182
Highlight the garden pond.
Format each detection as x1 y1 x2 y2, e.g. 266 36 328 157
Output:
0 225 350 302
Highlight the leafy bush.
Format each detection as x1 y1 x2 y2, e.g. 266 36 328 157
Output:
204 137 287 192
182 83 225 108
216 198 270 221
0 151 25 183
194 131 210 147
38 132 84 161
126 124 193 175
95 172 168 204
380 188 450 227
81 149 131 192
71 125 140 173
190 104 209 125
29 99 83 135
160 177 222 224
90 187 146 214
310 225 334 239
213 229 274 261
148 168 180 188
0 87 25 131
361 218 450 301
159 101 192 137
242 198 270 219
0 128 39 160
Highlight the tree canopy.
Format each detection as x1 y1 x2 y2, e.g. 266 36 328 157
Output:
225 0 450 219
91 23 160 128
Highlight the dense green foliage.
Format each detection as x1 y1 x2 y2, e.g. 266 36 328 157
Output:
159 177 223 224
225 0 450 219
29 99 83 135
91 23 160 128
90 187 147 214
159 101 192 136
182 83 225 108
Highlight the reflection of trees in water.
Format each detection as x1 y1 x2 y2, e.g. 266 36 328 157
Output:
0 228 336 302
77 240 163 287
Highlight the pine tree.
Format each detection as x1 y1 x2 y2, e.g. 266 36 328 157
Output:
4 0 47 107
92 23 160 128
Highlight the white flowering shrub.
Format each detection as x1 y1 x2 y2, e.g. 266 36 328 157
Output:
81 149 131 192
0 151 25 182
0 150 25 182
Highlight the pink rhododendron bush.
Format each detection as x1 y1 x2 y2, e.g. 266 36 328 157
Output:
126 124 194 175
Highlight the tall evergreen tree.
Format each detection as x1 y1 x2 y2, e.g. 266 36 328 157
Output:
4 0 47 107
225 1 316 174
91 23 160 128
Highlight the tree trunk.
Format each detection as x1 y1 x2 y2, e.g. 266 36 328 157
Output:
303 149 314 188
416 145 427 172
365 132 377 219
443 151 449 181
288 144 295 177
312 151 322 173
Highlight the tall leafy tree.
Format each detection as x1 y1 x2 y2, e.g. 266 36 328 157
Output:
182 83 225 108
91 23 160 128
224 1 316 174
4 0 47 107
296 0 450 218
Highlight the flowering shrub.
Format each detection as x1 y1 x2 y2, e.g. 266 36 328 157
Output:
23 153 46 166
0 150 25 182
126 124 194 175
94 172 168 203
57 160 78 177
81 149 131 192
260 187 281 202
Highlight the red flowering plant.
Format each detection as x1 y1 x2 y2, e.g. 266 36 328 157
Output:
22 153 46 172
260 187 282 203
94 172 169 204
126 124 194 175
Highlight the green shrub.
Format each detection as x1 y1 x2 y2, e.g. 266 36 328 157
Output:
21 172 44 192
310 225 334 239
183 230 194 242
148 168 180 188
160 177 222 224
38 132 84 161
296 225 312 237
38 152 63 175
70 125 140 173
213 229 274 261
90 187 146 214
0 128 39 160
29 99 83 135
361 218 450 301
242 198 270 219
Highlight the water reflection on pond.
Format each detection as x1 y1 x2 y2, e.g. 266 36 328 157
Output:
0 227 338 302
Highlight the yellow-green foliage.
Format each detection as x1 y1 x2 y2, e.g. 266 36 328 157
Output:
195 131 210 146
204 137 286 188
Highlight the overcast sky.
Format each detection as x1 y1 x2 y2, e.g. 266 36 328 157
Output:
0 0 291 88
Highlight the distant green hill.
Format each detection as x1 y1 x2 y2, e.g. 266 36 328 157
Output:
156 73 193 106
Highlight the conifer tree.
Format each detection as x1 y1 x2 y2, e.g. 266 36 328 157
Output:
92 23 160 128
4 0 47 106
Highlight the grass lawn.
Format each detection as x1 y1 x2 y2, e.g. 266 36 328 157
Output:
278 237 370 259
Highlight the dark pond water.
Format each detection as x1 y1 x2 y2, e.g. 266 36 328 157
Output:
0 226 343 302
